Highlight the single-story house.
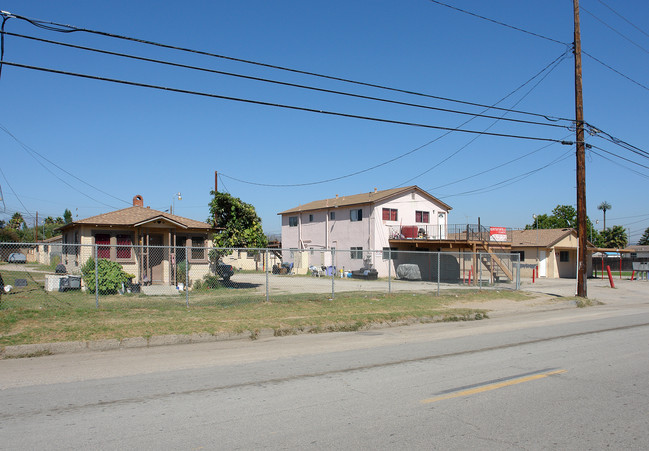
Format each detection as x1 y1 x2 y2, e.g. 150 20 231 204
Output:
511 228 593 279
57 195 214 285
278 185 452 275
37 235 63 266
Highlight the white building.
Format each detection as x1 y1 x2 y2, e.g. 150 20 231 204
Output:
278 186 451 275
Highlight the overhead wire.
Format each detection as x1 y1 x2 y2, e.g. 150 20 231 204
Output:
395 48 571 187
0 165 34 221
0 123 130 207
1 32 572 130
589 149 649 180
581 6 649 55
582 50 649 92
426 0 568 45
1 61 571 145
2 11 572 123
221 50 572 189
596 0 649 40
436 149 574 198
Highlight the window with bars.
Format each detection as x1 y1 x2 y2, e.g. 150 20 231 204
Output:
116 235 132 259
95 234 110 259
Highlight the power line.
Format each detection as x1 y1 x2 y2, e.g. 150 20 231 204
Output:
0 165 34 221
429 138 568 191
426 0 568 46
436 150 573 198
2 11 573 123
395 49 570 187
589 146 649 175
581 6 649 55
2 61 572 144
596 0 649 39
1 32 570 130
0 123 130 207
582 50 649 92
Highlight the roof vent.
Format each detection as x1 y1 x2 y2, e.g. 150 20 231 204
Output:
133 195 143 207
374 187 377 193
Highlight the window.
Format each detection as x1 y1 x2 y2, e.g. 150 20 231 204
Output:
191 237 205 260
329 211 335 220
559 251 569 262
96 234 110 259
309 214 314 222
350 209 363 222
415 211 430 223
116 234 132 259
382 208 398 221
350 247 363 259
512 250 524 261
382 247 398 260
289 216 298 227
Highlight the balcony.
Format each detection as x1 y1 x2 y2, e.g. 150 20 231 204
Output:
388 224 513 243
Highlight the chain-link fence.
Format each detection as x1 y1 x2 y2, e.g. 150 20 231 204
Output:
0 242 520 308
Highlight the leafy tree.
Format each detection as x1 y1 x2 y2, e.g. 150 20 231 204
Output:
639 227 649 246
63 209 73 224
44 216 55 225
598 201 611 230
207 191 267 256
526 204 600 245
0 226 20 242
8 212 25 229
599 225 627 249
0 219 5 228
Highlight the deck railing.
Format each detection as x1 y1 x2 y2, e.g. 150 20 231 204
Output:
388 224 514 242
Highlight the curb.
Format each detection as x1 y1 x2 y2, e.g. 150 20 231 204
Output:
0 330 270 359
0 314 481 359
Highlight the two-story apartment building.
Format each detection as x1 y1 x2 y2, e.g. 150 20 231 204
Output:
278 186 451 275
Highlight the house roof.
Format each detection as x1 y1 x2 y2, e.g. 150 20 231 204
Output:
58 206 212 231
511 228 577 248
626 245 649 252
278 185 452 215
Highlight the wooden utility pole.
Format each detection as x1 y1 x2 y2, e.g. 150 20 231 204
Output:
214 171 218 193
574 0 587 297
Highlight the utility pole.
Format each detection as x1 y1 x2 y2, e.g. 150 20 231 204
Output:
574 0 587 297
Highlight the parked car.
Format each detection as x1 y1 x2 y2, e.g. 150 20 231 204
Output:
7 252 27 263
215 261 234 281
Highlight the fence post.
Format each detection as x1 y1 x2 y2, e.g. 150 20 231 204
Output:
437 252 440 296
331 248 335 300
388 248 392 294
185 244 189 308
265 249 269 302
516 253 521 290
94 244 99 308
479 253 483 290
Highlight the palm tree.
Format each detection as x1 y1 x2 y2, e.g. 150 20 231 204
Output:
597 201 611 231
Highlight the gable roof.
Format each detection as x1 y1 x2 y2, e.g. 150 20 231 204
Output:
58 206 212 231
511 228 577 248
278 185 452 215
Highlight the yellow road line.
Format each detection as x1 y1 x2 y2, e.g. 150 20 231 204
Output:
421 369 567 404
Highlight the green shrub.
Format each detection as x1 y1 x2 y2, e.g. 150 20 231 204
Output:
81 257 133 294
203 274 222 289
176 260 190 285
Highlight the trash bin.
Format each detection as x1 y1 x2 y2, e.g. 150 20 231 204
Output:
326 266 336 276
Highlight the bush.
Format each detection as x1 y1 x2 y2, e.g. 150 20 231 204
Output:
203 274 222 289
81 257 133 294
176 260 190 286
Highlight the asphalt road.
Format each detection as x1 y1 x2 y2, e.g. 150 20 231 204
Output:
1 288 648 449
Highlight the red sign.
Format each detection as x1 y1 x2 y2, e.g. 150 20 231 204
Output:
490 227 507 242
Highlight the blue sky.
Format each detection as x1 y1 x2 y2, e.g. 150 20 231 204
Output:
1 1 648 242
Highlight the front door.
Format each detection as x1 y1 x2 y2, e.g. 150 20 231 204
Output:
149 234 165 284
538 250 547 277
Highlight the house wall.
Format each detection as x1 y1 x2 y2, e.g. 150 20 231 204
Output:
280 189 449 278
59 224 213 284
511 246 554 279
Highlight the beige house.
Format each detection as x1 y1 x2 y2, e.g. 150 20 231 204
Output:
37 235 63 266
57 195 214 285
511 228 593 279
